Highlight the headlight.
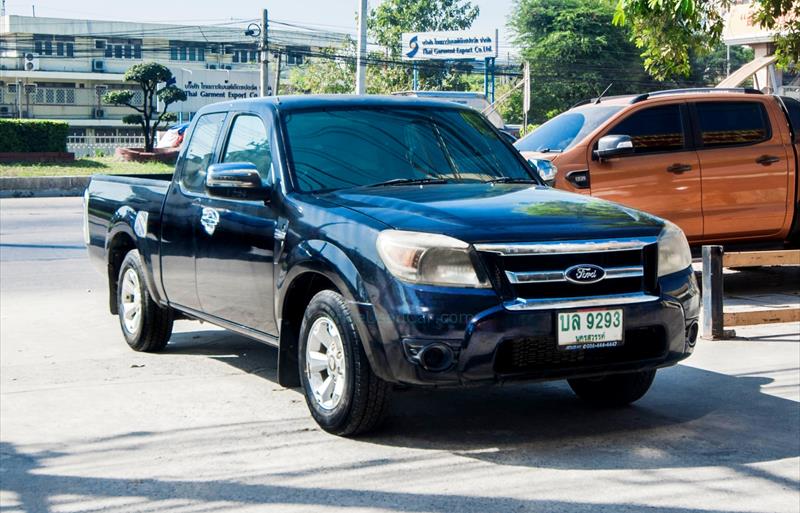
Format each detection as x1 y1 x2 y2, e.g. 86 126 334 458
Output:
657 221 692 277
528 158 558 184
376 230 490 288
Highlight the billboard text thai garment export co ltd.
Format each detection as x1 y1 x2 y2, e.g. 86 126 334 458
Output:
401 30 499 61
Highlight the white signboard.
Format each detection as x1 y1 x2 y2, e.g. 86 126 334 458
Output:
401 30 499 61
167 68 262 112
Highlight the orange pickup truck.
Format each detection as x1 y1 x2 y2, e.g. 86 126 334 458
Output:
516 88 800 247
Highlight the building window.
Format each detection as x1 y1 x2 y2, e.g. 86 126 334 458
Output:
105 45 113 58
134 45 142 59
34 87 76 105
34 41 42 54
66 43 74 57
114 45 123 59
170 43 206 62
44 41 52 55
250 51 259 63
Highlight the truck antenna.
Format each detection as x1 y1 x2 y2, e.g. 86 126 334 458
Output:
594 83 613 104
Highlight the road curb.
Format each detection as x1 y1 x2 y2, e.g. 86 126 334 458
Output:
0 176 90 198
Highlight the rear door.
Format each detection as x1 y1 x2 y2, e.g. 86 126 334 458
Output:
194 110 278 335
587 102 703 240
692 99 791 240
160 112 226 310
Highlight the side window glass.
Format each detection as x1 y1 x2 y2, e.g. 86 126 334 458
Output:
696 101 770 148
180 113 226 193
608 104 685 154
222 115 272 183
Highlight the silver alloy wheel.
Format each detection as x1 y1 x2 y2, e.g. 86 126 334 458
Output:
120 268 142 335
305 316 347 410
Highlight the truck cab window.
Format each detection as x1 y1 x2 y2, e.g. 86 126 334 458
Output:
180 113 226 193
607 104 685 154
695 101 770 148
222 115 272 184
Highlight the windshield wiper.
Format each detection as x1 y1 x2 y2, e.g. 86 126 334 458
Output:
484 177 539 184
365 177 449 188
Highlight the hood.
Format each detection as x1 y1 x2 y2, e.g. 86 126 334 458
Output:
324 183 663 243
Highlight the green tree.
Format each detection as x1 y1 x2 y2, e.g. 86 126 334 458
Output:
613 0 800 79
510 0 655 124
103 63 187 152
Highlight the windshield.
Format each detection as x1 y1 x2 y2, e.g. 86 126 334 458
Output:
283 107 537 192
515 105 624 153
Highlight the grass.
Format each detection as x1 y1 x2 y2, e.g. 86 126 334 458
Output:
0 157 174 178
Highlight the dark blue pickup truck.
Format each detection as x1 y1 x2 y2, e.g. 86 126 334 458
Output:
85 95 700 435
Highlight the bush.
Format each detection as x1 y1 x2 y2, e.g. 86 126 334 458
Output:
0 119 69 152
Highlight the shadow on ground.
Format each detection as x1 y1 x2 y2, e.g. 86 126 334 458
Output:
163 329 800 472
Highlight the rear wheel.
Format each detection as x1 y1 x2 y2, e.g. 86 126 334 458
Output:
568 369 656 407
117 250 174 352
298 290 390 436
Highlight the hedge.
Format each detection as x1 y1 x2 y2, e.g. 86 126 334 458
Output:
0 119 69 153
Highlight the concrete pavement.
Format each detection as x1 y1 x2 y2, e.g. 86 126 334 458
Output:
1 197 798 513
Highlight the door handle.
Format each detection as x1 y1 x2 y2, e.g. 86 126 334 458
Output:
667 164 693 174
756 155 780 166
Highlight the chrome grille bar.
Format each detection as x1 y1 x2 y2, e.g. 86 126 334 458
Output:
506 266 644 284
474 237 657 256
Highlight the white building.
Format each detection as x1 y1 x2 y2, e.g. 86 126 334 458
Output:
0 14 346 147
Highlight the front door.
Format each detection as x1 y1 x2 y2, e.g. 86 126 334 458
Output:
692 100 791 240
587 102 703 241
194 113 278 335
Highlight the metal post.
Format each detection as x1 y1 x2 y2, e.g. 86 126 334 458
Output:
16 79 22 119
726 45 731 77
260 9 269 97
701 245 727 340
412 63 418 90
355 0 368 94
489 57 496 103
484 58 488 99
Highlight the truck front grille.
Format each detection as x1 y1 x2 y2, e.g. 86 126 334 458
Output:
476 238 658 300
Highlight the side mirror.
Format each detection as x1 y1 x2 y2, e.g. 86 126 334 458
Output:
205 162 271 201
593 135 634 160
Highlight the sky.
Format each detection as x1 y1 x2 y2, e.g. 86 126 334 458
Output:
4 0 517 51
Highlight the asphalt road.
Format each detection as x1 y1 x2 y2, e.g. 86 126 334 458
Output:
1 197 799 513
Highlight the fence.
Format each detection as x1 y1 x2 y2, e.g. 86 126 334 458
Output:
701 246 800 340
67 135 145 158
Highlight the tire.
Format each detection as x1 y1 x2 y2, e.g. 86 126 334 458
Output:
568 369 656 407
298 290 391 436
117 249 174 352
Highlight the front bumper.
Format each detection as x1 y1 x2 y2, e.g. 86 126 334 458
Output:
359 268 700 386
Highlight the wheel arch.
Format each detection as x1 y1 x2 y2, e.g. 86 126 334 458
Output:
276 240 384 387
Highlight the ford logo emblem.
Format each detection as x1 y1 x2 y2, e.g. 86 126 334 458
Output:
564 264 606 284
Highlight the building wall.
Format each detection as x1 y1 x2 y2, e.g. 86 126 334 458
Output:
0 15 342 136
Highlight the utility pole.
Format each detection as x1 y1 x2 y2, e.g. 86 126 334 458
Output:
260 9 270 97
1 0 6 17
273 51 282 96
355 0 367 94
523 62 531 129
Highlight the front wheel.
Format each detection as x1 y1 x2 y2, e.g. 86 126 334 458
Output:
117 250 174 352
298 290 391 436
568 369 656 407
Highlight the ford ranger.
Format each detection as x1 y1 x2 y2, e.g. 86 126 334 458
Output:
85 96 700 435
516 88 800 247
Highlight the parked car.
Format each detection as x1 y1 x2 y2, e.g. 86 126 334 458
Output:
85 95 700 436
516 88 800 247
